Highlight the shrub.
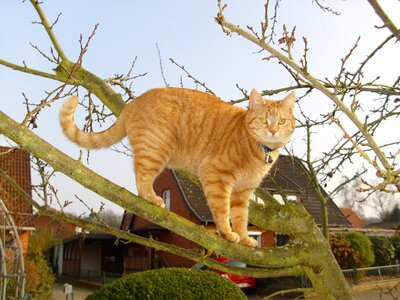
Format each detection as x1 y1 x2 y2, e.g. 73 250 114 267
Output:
369 236 395 266
391 234 400 262
344 232 374 267
24 228 57 299
329 235 361 269
85 268 247 300
25 252 55 299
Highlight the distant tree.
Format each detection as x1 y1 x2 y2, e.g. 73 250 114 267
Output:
99 209 123 228
383 205 400 223
338 177 400 221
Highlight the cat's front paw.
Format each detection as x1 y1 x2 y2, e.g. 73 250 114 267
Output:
239 237 257 247
151 196 165 208
221 231 240 243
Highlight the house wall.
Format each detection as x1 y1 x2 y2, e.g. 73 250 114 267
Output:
80 242 102 276
260 231 275 248
63 239 80 277
102 240 124 274
0 147 33 228
133 169 202 229
124 243 150 273
124 169 277 273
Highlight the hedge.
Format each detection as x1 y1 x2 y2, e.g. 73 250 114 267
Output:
85 267 247 300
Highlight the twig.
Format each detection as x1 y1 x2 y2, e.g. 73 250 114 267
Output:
216 2 393 174
156 43 169 87
30 0 67 61
169 58 215 95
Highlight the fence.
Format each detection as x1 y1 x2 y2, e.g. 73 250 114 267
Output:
259 264 400 291
79 269 122 285
342 264 400 285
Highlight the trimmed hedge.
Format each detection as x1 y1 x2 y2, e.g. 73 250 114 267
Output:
85 268 247 300
391 234 400 261
370 236 395 266
345 232 374 267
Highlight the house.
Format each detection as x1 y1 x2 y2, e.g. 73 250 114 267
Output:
0 146 35 255
121 155 351 273
34 214 76 241
57 231 124 279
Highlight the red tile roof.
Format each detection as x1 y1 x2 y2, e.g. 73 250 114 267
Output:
339 207 364 228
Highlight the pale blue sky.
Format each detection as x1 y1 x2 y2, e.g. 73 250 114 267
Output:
1 1 399 216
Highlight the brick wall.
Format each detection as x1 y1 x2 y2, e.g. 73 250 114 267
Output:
0 147 33 228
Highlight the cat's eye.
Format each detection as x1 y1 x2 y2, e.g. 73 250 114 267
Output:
278 118 286 125
259 117 267 124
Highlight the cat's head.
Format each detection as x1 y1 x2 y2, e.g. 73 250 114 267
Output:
245 89 296 149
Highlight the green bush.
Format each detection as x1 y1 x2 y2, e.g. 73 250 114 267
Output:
85 268 247 300
344 232 374 267
24 228 57 299
330 235 361 269
369 236 395 266
25 252 55 299
391 234 400 262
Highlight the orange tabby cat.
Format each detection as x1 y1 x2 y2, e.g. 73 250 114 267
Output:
59 88 295 247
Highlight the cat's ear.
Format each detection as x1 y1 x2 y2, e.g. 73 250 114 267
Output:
280 92 296 112
248 89 265 110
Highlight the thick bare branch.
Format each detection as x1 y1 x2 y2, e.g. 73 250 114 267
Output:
0 110 312 269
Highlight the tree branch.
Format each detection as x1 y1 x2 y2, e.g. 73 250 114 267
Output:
215 2 397 188
30 0 67 61
367 0 400 40
0 110 312 269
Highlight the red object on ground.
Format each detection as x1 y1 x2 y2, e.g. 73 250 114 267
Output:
194 257 256 289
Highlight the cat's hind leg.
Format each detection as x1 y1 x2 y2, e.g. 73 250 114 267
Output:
133 144 169 208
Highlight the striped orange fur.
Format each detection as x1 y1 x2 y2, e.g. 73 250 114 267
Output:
59 88 295 247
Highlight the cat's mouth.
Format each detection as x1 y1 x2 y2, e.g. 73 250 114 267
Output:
261 134 290 148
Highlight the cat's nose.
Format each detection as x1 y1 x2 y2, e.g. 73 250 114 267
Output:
270 130 277 136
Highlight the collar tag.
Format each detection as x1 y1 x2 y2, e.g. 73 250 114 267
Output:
260 144 274 164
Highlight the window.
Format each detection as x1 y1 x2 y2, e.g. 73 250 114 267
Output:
162 190 171 210
250 193 265 205
272 194 298 205
276 234 290 246
249 232 262 248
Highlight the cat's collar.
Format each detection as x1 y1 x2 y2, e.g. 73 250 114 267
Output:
260 144 275 164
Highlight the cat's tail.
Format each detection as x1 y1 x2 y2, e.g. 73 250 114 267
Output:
59 96 126 149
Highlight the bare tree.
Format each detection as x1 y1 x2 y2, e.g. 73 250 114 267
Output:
0 1 399 299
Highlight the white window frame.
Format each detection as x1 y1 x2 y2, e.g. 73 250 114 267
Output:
162 190 171 210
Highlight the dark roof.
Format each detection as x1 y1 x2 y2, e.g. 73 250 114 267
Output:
261 156 351 227
172 155 350 228
172 170 214 223
63 231 119 243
